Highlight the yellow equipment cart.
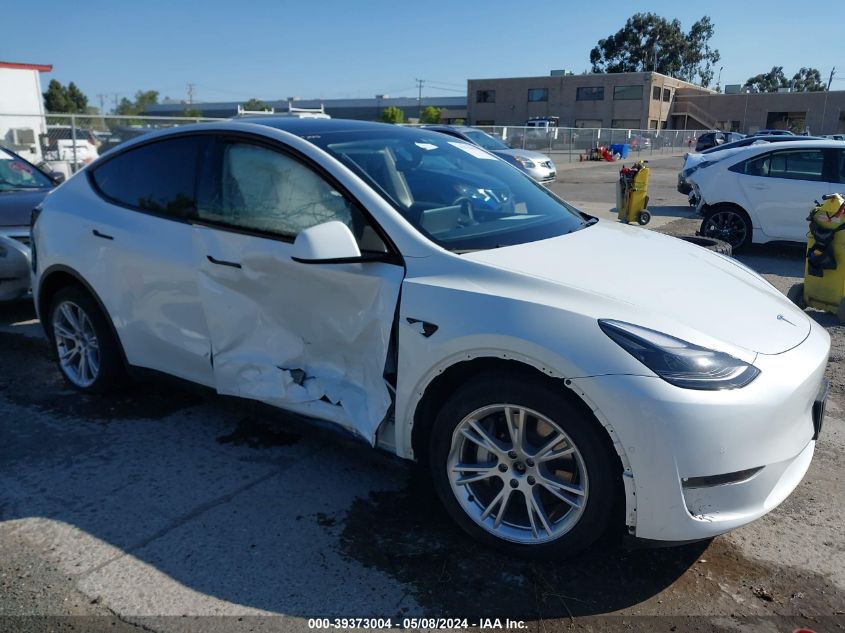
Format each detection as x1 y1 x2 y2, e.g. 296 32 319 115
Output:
616 161 651 226
789 193 845 322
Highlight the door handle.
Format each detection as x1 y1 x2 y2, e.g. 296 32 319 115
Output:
206 255 242 269
750 183 768 190
92 229 114 240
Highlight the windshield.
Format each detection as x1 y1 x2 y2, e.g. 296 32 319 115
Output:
310 128 587 252
463 129 510 151
0 149 53 191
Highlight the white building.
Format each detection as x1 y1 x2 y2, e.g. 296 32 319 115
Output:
0 60 52 162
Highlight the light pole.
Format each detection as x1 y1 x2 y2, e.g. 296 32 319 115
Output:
375 94 386 121
716 66 724 92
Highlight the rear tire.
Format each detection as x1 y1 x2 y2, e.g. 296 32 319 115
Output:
428 373 619 559
679 235 733 256
48 285 125 393
837 298 845 324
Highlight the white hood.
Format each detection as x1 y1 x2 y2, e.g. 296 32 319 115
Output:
464 221 810 356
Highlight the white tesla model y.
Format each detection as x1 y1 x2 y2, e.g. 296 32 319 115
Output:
31 119 829 557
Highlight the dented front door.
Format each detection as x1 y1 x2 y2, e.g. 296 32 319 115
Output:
192 138 403 441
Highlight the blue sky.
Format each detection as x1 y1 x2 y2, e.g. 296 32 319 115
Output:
4 0 844 107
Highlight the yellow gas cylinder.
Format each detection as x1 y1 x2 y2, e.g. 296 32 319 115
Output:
801 193 845 321
617 161 651 225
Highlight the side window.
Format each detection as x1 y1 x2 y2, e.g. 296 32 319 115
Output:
741 153 771 177
766 150 824 181
92 136 208 218
198 142 387 251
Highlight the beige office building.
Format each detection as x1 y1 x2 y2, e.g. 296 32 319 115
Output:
467 71 845 134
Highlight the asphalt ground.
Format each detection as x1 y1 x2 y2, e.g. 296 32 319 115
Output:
0 155 842 632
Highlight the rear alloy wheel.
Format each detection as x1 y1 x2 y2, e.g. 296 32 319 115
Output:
700 206 751 252
49 286 124 393
429 376 617 558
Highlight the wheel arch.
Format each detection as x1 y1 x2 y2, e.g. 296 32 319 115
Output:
408 354 635 531
37 264 128 368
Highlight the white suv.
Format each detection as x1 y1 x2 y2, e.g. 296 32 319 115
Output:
32 119 829 557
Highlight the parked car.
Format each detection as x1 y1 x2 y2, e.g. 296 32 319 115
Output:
0 146 61 301
32 119 830 558
691 140 845 250
424 125 556 183
97 126 155 154
695 131 745 152
678 135 823 196
629 135 651 150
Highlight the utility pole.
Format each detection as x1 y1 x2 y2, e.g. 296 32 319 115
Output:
187 82 196 105
112 93 120 113
828 67 836 91
96 94 107 114
415 78 425 119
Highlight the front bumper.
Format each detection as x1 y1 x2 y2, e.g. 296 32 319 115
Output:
0 227 32 302
677 173 692 195
572 319 830 542
524 163 556 184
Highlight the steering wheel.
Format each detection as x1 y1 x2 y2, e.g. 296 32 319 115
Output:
452 196 475 222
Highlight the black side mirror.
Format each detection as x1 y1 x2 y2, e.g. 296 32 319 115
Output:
50 172 66 184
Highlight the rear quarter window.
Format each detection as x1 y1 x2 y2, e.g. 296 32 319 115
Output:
91 135 210 218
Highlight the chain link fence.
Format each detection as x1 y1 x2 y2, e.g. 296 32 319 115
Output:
1 113 708 178
472 126 706 162
0 112 224 178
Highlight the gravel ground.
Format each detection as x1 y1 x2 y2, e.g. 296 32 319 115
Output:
0 155 842 632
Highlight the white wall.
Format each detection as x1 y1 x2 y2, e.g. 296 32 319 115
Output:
0 67 47 162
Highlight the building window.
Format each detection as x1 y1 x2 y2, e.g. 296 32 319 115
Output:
611 119 641 129
476 90 496 103
527 88 548 102
663 88 671 102
475 119 495 126
576 86 604 101
575 119 602 128
652 86 661 100
613 85 643 101
648 120 658 129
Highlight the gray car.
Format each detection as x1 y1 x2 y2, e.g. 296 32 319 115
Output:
424 125 556 184
0 147 59 301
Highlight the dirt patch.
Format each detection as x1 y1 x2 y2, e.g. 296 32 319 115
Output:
339 469 843 624
0 331 205 421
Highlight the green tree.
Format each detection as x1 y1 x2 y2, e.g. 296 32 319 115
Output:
791 67 825 92
419 105 442 124
744 66 788 93
182 107 203 118
116 90 160 115
381 106 404 124
43 80 69 112
241 98 270 112
66 82 88 112
589 13 720 87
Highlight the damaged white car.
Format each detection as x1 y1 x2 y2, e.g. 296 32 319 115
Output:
32 119 830 558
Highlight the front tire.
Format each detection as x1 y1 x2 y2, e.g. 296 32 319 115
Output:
48 286 125 393
700 205 752 252
428 374 618 559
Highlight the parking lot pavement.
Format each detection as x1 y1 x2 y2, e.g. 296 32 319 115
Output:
1 165 843 631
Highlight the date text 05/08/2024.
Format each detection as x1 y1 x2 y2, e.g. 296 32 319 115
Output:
307 618 528 629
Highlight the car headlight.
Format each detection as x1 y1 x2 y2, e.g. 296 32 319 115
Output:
598 319 760 390
512 155 536 169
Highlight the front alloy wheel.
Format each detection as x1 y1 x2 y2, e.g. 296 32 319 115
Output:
447 404 588 544
701 207 750 251
429 375 618 558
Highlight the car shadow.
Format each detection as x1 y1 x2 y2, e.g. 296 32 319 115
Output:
0 308 706 619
